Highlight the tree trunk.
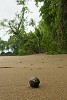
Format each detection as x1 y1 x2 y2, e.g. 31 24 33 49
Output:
61 0 67 33
61 0 67 50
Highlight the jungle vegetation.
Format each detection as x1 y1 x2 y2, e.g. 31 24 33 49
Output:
0 0 67 55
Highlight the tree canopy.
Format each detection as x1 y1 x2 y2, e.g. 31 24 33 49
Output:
0 0 67 55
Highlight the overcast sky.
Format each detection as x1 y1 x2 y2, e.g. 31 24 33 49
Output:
0 0 42 41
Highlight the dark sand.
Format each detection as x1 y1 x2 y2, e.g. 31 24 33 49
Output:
0 54 67 100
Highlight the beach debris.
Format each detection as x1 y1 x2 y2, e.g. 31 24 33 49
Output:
58 66 63 68
0 67 12 69
20 61 22 63
29 76 40 88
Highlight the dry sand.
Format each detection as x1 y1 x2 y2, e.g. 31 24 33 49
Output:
0 54 67 100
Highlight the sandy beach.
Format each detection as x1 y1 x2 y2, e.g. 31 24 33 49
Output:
0 54 67 100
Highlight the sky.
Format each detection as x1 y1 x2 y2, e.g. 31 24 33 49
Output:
0 0 42 41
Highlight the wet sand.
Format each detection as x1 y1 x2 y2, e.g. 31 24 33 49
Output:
0 54 67 100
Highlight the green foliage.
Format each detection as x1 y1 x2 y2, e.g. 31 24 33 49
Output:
35 0 67 53
0 0 67 55
17 0 25 5
29 19 35 27
0 38 7 52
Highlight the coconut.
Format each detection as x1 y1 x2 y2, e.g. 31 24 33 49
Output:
29 77 40 88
